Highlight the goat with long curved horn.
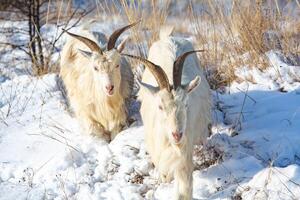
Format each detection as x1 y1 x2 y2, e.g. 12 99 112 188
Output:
133 26 211 199
107 21 141 51
60 22 136 142
173 50 204 90
122 53 171 91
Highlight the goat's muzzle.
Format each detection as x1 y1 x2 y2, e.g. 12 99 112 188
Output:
172 131 183 143
105 85 114 95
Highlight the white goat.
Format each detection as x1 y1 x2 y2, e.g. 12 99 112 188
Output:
60 22 138 142
124 27 211 200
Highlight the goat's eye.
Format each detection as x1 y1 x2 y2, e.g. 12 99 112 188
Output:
115 65 119 68
158 105 163 110
94 66 98 71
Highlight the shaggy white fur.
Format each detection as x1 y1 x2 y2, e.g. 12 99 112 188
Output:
138 28 211 200
60 26 133 142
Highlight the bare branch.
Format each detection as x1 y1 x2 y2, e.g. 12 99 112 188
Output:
0 42 31 56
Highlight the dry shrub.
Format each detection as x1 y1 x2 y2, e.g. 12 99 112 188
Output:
190 0 299 88
119 0 172 57
189 1 239 88
231 0 274 54
279 17 300 63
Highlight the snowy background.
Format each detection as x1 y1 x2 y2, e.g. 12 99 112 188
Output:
0 0 300 199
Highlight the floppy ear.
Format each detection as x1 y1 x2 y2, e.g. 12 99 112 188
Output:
137 79 159 96
117 37 130 53
184 76 201 93
78 49 93 58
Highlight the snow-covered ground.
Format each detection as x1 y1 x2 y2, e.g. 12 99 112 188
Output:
1 19 300 200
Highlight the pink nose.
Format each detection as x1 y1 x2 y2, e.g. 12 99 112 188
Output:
172 131 182 142
106 85 114 93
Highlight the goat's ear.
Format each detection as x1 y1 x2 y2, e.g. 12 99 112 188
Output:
138 79 159 96
184 76 201 94
117 37 129 53
78 49 93 58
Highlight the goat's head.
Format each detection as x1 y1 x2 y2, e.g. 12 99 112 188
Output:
123 51 203 144
64 21 139 96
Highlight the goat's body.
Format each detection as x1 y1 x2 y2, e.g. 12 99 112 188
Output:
60 29 133 140
139 32 211 199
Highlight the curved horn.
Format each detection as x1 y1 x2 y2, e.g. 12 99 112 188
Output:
107 21 140 51
64 29 103 55
122 53 171 91
173 50 204 90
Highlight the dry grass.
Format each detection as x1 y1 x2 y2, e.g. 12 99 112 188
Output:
4 0 299 87
100 0 173 76
113 0 299 88
231 1 273 54
189 0 300 88
119 0 172 57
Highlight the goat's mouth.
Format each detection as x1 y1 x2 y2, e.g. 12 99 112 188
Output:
108 90 114 95
105 88 114 96
105 85 115 96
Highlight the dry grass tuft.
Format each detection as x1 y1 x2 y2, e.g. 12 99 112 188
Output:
189 0 300 88
231 1 274 55
119 0 172 57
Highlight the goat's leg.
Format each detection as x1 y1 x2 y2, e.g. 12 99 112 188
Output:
174 169 193 200
81 116 111 142
173 157 193 200
110 123 126 141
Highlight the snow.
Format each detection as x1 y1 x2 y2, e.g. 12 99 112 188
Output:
1 19 300 200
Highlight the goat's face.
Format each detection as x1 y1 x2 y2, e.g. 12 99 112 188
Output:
82 49 122 96
141 76 200 144
65 21 140 97
93 50 121 96
157 89 188 144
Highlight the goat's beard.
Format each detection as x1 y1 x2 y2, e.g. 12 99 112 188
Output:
170 134 187 155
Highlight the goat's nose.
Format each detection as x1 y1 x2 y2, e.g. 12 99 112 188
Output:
106 85 114 91
172 131 183 142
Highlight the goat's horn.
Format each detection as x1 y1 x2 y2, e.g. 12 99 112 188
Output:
63 29 103 55
122 54 171 91
173 50 204 90
107 21 140 51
